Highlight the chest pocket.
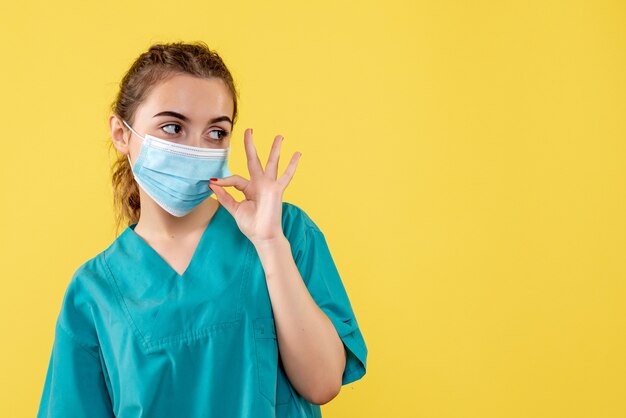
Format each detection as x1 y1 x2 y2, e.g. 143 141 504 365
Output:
254 317 292 406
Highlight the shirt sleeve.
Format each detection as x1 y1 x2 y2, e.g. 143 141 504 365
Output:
37 267 115 418
285 204 368 385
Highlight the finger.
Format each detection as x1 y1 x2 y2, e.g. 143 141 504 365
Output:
209 184 239 216
264 135 283 180
244 128 264 178
209 175 250 193
277 152 302 188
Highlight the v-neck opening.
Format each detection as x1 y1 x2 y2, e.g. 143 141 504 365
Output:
128 202 225 279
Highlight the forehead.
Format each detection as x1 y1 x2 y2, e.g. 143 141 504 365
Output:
137 73 234 121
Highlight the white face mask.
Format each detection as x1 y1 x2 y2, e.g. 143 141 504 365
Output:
123 119 231 217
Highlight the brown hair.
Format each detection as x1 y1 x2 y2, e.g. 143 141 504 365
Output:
108 41 239 234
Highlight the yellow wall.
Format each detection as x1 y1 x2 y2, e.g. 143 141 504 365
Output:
1 0 625 417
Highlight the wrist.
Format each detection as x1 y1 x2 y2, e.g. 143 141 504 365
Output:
252 234 290 252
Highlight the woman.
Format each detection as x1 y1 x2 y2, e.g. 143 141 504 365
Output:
37 41 367 418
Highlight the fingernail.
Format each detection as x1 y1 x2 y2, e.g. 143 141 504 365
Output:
210 178 218 182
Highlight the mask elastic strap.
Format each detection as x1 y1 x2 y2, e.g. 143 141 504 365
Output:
122 119 145 142
122 119 143 167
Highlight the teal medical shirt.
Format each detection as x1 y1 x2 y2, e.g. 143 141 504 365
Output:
37 202 367 417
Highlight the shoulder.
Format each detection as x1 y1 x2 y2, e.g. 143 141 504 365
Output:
281 201 322 231
56 252 110 348
281 201 324 241
280 201 333 264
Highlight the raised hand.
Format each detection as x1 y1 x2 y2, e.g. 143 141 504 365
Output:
208 128 301 245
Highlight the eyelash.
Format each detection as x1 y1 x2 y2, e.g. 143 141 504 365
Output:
160 123 230 142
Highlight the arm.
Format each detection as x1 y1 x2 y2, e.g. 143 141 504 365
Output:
37 267 115 418
254 235 346 405
37 323 114 418
207 129 366 403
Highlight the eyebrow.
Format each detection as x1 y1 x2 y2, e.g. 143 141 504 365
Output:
153 111 233 126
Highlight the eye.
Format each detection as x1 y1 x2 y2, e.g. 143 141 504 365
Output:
208 129 229 141
161 123 182 135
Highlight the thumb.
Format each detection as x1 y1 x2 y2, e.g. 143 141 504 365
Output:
209 183 238 216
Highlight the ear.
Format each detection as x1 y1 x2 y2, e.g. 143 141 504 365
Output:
109 114 131 155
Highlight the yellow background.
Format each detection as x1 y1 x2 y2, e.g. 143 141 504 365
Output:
1 0 625 417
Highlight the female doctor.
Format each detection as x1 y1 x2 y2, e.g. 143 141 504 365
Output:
37 41 367 418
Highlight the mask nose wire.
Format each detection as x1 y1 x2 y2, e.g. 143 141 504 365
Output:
122 119 145 166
